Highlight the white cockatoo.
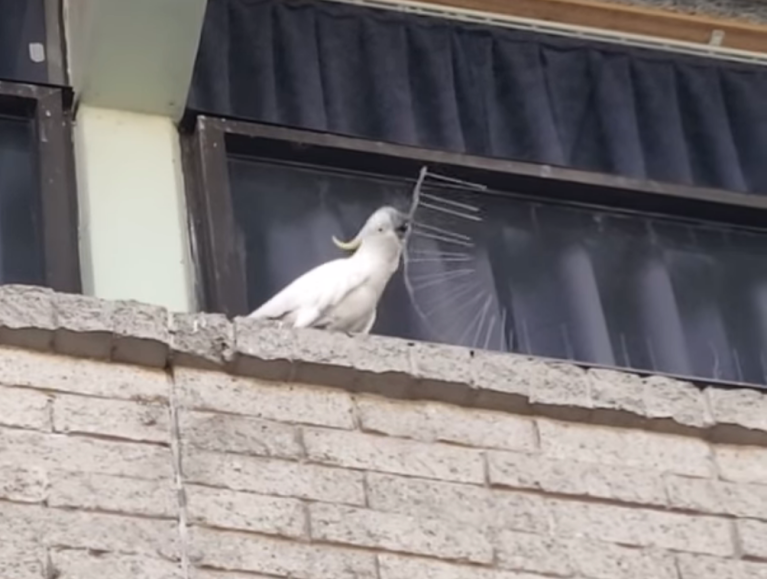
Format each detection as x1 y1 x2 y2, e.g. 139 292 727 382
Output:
247 206 410 334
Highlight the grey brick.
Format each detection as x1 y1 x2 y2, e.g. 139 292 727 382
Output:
409 341 475 404
50 550 183 579
568 540 677 579
180 410 301 459
471 350 531 411
347 333 414 397
495 533 678 579
192 571 277 579
367 472 495 528
190 527 377 579
528 362 591 409
0 385 50 430
0 502 179 558
739 518 767 560
0 347 170 400
175 367 355 429
309 502 493 563
183 449 365 505
644 375 712 428
53 293 114 359
588 368 645 415
231 317 294 381
538 418 713 477
356 395 536 451
667 474 767 519
170 312 233 369
48 471 176 518
707 386 767 431
488 450 667 506
0 427 173 479
303 427 485 484
677 554 767 579
491 490 552 534
47 508 180 558
0 465 47 503
187 484 304 538
378 554 551 579
367 473 547 535
0 285 55 351
53 394 170 443
289 327 362 391
551 499 733 556
112 300 170 368
0 542 45 579
715 444 767 485
495 530 572 576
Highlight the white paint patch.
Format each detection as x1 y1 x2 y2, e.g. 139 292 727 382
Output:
29 43 46 63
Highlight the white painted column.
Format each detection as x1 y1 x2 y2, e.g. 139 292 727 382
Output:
74 107 195 311
64 0 208 311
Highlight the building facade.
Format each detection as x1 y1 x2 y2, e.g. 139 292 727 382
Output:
1 0 767 577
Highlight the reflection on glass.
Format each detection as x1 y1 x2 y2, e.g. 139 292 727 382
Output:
0 115 44 284
228 156 767 388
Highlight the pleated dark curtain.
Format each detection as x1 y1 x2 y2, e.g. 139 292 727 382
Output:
189 0 767 386
189 0 767 193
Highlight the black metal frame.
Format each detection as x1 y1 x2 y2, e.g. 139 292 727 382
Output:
182 113 767 320
43 0 68 86
0 80 80 293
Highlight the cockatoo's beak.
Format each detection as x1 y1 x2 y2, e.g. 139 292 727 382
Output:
394 211 410 238
332 234 362 252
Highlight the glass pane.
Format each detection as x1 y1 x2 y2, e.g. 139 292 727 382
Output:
227 155 767 388
0 114 45 284
0 0 49 84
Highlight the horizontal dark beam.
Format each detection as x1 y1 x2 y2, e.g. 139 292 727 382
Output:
207 116 767 231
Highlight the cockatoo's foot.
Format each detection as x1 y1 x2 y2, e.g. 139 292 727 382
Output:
344 331 356 338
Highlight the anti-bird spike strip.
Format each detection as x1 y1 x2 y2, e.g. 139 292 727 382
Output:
402 166 509 350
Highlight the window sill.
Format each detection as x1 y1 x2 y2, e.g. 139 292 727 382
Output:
2 283 765 447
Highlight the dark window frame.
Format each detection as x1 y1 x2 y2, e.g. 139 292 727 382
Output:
0 80 80 292
43 0 68 86
181 112 767 389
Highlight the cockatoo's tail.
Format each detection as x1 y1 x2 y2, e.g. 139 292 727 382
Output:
332 206 410 251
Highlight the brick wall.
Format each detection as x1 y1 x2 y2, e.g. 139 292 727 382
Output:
1 285 767 579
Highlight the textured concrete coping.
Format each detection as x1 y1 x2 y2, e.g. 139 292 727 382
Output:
1 284 766 446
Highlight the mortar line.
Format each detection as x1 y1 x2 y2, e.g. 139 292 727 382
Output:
168 364 191 579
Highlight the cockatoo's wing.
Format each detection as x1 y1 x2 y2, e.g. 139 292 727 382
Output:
248 258 370 328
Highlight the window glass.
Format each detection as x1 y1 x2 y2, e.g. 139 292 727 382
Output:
228 155 767 386
0 114 44 284
0 0 50 84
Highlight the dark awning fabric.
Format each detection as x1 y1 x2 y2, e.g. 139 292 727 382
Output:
0 0 50 84
188 0 767 194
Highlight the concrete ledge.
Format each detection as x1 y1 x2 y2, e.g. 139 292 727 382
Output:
2 285 766 447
